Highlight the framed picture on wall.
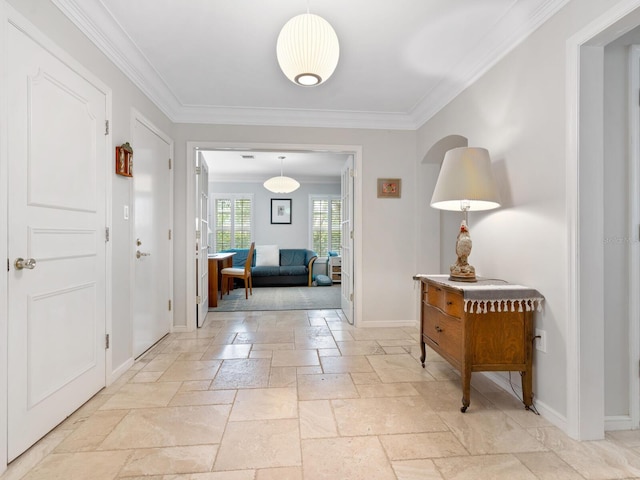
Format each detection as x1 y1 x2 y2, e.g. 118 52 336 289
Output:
115 142 133 177
271 198 292 224
377 178 401 198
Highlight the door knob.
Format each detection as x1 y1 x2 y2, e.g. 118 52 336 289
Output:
14 257 36 270
136 238 142 246
136 250 151 259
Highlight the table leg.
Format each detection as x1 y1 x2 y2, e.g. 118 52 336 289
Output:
461 367 471 413
208 259 218 308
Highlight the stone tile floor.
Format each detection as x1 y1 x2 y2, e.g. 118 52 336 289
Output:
4 309 640 479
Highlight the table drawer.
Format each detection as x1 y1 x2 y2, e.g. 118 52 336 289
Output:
427 284 463 317
423 304 463 363
427 284 445 309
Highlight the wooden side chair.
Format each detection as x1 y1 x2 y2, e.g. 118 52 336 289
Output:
220 242 255 299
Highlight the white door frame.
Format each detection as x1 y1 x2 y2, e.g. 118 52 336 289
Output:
185 141 363 331
0 3 113 472
628 44 640 431
566 0 640 440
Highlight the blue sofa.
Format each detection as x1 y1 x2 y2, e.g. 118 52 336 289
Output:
220 248 317 287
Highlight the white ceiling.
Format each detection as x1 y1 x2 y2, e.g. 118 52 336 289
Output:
201 149 350 183
52 0 568 180
53 0 569 130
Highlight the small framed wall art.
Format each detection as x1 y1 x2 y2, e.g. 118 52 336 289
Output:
115 142 133 177
271 198 292 224
377 178 401 198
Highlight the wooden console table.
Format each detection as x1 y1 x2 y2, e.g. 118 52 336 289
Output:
208 252 236 308
417 275 543 412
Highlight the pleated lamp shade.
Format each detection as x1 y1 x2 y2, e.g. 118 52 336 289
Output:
263 175 300 194
276 13 340 87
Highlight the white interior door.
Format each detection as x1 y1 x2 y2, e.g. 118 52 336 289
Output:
133 115 172 357
629 46 640 429
341 155 354 323
196 154 209 327
7 22 108 461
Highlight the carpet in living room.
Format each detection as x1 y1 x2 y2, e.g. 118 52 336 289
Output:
211 284 341 312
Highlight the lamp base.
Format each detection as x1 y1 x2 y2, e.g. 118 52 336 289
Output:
449 271 477 283
450 219 477 282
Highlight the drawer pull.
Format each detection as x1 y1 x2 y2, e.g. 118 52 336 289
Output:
435 326 443 333
446 301 453 305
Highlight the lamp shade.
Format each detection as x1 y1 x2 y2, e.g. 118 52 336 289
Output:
430 147 501 212
263 175 300 194
276 13 340 86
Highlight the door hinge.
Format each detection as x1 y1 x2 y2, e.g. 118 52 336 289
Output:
350 293 354 301
168 229 172 240
350 230 354 239
105 227 110 242
168 300 172 311
105 120 110 136
195 166 201 175
196 295 202 304
7 258 9 272
349 168 356 178
195 230 201 240
105 333 110 349
169 158 172 170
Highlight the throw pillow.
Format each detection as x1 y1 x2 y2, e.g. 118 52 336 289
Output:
255 245 279 267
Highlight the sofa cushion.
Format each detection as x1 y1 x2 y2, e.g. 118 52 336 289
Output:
280 249 307 266
279 266 308 276
220 248 254 268
255 245 279 266
252 266 281 277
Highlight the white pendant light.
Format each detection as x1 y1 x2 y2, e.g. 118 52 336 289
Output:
276 12 339 87
264 156 300 193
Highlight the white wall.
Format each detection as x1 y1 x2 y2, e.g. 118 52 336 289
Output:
416 0 618 426
173 125 418 329
209 180 341 251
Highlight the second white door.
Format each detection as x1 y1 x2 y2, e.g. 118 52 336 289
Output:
132 114 173 357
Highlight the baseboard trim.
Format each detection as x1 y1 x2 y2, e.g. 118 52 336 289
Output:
480 371 568 432
358 319 417 328
605 415 635 431
108 358 134 386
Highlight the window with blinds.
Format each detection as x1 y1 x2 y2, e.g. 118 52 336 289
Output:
211 194 253 251
311 196 341 257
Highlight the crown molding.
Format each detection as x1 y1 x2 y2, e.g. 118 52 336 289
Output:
51 0 183 119
172 104 418 130
211 174 340 184
53 0 569 131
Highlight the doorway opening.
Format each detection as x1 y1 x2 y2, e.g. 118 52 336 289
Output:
185 142 362 331
568 0 640 440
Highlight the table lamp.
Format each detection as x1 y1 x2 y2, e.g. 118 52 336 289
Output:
430 147 501 282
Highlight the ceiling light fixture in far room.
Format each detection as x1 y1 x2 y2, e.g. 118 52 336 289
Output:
430 147 502 283
264 156 300 193
276 7 340 87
